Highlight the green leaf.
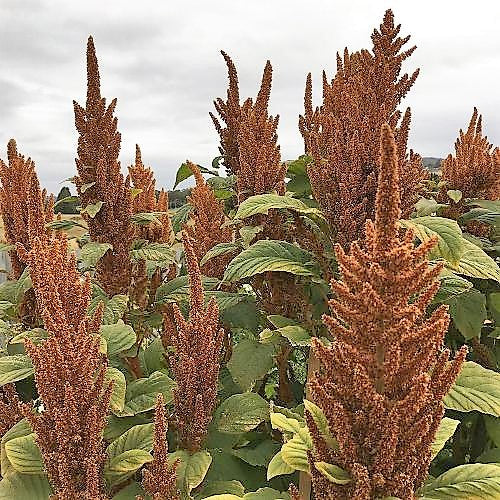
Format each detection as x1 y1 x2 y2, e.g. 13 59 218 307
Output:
314 462 351 485
196 480 245 499
303 400 337 449
267 451 294 480
447 190 463 203
235 194 321 220
484 416 500 448
130 242 176 263
261 324 312 346
0 472 52 500
223 240 317 283
111 481 145 499
105 367 126 414
10 329 48 346
444 361 500 416
141 337 168 375
130 211 167 227
446 290 487 339
0 355 33 385
4 433 43 474
417 463 500 499
232 440 281 467
239 226 264 248
244 488 291 499
53 195 80 210
118 371 175 417
155 275 219 305
171 204 193 233
46 219 87 231
1 419 32 475
170 449 213 493
400 216 464 266
173 162 206 189
89 293 129 324
431 417 460 460
206 291 255 312
433 273 473 303
227 339 275 391
488 293 500 324
200 242 240 267
79 242 112 268
99 320 137 357
281 428 312 472
214 393 269 434
105 449 153 487
0 243 14 253
415 198 448 217
447 238 500 283
270 412 303 435
81 201 103 218
80 181 95 194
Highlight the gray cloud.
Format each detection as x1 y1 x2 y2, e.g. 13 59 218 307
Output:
0 0 499 195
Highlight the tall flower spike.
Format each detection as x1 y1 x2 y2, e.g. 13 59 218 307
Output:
0 385 22 440
16 213 111 499
441 108 500 200
73 36 134 296
307 124 466 499
138 394 180 500
184 161 233 279
129 144 172 243
300 9 427 248
211 52 285 202
169 234 224 452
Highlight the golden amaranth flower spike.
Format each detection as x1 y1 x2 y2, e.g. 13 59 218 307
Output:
73 36 134 296
17 226 111 500
169 233 224 451
307 124 466 499
301 9 427 248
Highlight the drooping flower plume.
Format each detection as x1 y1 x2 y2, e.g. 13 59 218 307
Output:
73 36 134 296
17 192 111 499
0 385 21 441
184 161 233 279
307 124 466 499
300 9 427 248
169 234 224 452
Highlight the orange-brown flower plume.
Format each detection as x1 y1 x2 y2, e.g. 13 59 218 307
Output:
211 52 285 203
441 108 500 200
16 224 111 499
307 124 466 499
73 36 134 296
184 161 233 279
129 144 172 243
0 140 53 279
301 9 427 248
138 394 180 500
169 234 224 452
0 385 22 441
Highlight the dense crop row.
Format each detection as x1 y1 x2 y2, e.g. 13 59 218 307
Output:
0 8 499 500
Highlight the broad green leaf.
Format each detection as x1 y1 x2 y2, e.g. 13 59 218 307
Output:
223 240 317 282
484 416 500 448
270 413 303 435
431 417 460 459
227 339 275 390
244 488 291 499
400 216 464 266
155 275 219 305
444 362 500 416
53 195 80 210
130 211 167 227
488 293 500 324
10 329 48 346
173 162 216 189
80 181 95 194
170 449 212 493
89 293 129 324
1 419 31 475
130 242 176 263
206 291 255 312
447 190 463 203
281 429 312 472
0 243 14 253
477 448 500 464
79 242 112 268
261 325 311 346
239 226 263 248
446 290 487 339
415 198 448 217
201 242 240 266
111 481 145 499
231 440 280 467
81 201 103 218
468 200 500 211
214 393 269 434
46 219 87 231
235 194 321 220
303 400 337 449
0 355 33 385
105 367 126 413
0 472 52 500
196 480 245 499
433 273 473 303
448 238 500 283
141 337 167 375
103 415 151 442
118 371 175 417
267 451 294 480
314 462 351 485
105 449 153 487
171 204 193 233
99 321 137 356
4 433 43 474
417 463 500 499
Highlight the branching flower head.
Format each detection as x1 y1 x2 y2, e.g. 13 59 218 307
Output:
307 124 466 499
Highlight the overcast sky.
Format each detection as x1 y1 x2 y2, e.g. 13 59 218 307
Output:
1 0 499 194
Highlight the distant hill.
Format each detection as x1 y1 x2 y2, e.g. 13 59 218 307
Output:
422 157 443 173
